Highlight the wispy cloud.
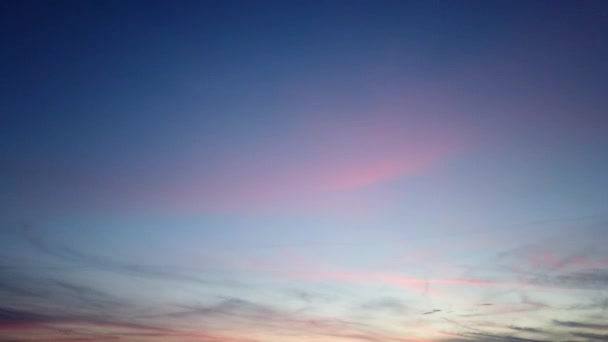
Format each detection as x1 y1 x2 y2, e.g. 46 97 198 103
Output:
0 305 262 341
19 225 239 288
359 297 409 315
510 326 545 334
553 320 608 330
441 331 550 342
569 331 608 340
0 267 124 314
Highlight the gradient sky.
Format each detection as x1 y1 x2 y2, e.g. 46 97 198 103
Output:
1 1 608 341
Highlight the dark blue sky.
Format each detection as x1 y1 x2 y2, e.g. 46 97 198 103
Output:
1 1 608 342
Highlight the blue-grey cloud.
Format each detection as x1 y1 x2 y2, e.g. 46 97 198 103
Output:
510 326 545 334
569 331 608 340
440 331 550 342
359 297 408 314
569 296 608 311
20 224 240 288
553 319 608 330
168 297 279 319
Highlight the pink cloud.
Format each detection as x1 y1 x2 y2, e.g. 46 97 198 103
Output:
4 87 475 221
511 245 608 273
134 116 465 214
7 95 470 216
247 251 537 299
0 317 262 342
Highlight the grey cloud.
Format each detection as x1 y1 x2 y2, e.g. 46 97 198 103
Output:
570 297 608 311
0 268 124 313
553 319 608 330
0 305 260 341
440 318 552 342
558 269 608 287
289 289 316 303
510 326 545 334
569 331 608 340
0 306 55 324
286 289 337 304
440 331 550 342
177 297 279 318
21 225 241 289
359 297 408 314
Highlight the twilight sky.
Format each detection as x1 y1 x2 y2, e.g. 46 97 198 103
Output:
1 1 608 341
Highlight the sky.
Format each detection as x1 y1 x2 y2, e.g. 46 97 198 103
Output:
1 0 608 341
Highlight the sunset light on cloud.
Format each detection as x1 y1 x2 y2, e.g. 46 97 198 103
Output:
1 1 608 342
